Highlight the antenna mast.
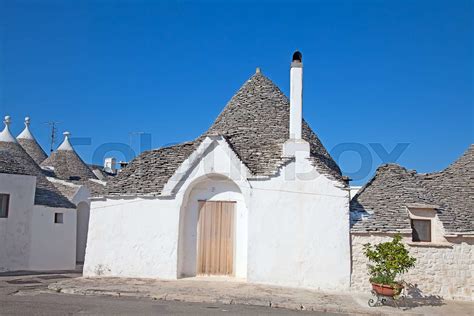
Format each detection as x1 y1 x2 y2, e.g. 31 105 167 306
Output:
45 121 60 153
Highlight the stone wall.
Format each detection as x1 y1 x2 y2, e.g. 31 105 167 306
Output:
351 233 473 301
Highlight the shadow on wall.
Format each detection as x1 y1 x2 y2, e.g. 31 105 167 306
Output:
384 283 445 310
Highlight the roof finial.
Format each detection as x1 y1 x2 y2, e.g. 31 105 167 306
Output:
17 116 35 140
57 131 74 151
256 67 261 74
0 115 17 142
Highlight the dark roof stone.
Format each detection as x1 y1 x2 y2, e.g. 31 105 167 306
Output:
107 141 197 195
41 150 98 181
17 138 48 165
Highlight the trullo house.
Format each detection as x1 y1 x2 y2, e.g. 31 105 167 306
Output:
84 52 352 290
0 116 111 272
0 116 76 271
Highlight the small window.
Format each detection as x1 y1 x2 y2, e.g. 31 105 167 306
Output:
0 194 9 218
54 213 64 224
411 219 431 242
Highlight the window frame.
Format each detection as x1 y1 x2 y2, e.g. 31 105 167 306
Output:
54 212 64 224
411 218 432 242
0 193 10 218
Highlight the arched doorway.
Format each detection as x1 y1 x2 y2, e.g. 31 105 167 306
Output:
76 201 90 263
177 174 248 279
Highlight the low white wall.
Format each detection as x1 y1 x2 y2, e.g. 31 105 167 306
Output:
351 233 474 301
83 198 180 279
0 173 36 272
247 161 351 291
29 205 76 270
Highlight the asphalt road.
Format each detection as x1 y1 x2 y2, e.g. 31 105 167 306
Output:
0 271 342 315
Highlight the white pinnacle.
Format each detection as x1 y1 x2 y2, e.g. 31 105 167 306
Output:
17 116 35 140
0 116 17 143
57 131 74 151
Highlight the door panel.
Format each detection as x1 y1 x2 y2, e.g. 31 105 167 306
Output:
197 201 234 275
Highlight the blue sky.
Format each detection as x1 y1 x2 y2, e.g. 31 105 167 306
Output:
1 0 472 184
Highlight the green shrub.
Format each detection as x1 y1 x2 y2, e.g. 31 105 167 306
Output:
363 234 416 286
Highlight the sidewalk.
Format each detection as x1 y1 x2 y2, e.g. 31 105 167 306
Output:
49 277 473 315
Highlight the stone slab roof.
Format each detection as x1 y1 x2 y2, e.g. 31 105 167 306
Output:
88 164 116 181
16 118 48 165
49 179 81 201
106 72 343 196
107 141 198 195
0 141 76 209
83 179 107 197
351 144 473 234
41 150 98 182
17 138 48 165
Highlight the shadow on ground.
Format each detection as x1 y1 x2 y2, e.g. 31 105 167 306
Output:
0 264 83 278
382 283 445 311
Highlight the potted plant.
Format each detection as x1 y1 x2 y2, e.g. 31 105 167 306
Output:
363 234 416 297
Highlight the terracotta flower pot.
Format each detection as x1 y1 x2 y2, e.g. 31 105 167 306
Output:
371 283 403 297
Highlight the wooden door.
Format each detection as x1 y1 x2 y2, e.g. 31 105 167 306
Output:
197 201 235 276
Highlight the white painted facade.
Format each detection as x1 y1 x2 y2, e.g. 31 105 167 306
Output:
0 173 77 272
0 173 36 271
0 116 95 272
29 204 76 270
84 136 351 290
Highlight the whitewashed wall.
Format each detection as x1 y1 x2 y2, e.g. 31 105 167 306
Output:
247 159 351 290
85 138 250 279
351 233 474 301
45 179 91 264
85 137 351 291
29 205 76 270
84 197 180 278
0 173 36 272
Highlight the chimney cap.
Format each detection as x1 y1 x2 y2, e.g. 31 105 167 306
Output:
292 51 302 63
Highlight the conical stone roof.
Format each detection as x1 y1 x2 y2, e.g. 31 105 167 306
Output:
107 71 344 196
17 117 48 165
0 117 75 209
41 132 97 181
204 72 342 179
350 144 473 234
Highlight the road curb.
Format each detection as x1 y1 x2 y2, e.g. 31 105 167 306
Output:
48 282 389 315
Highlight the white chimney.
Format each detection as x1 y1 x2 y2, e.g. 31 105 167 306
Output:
290 51 303 140
283 51 309 159
104 157 116 174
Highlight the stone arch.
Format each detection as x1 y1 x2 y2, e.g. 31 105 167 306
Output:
177 173 248 279
76 201 90 263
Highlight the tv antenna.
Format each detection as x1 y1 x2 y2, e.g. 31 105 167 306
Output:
45 121 61 153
